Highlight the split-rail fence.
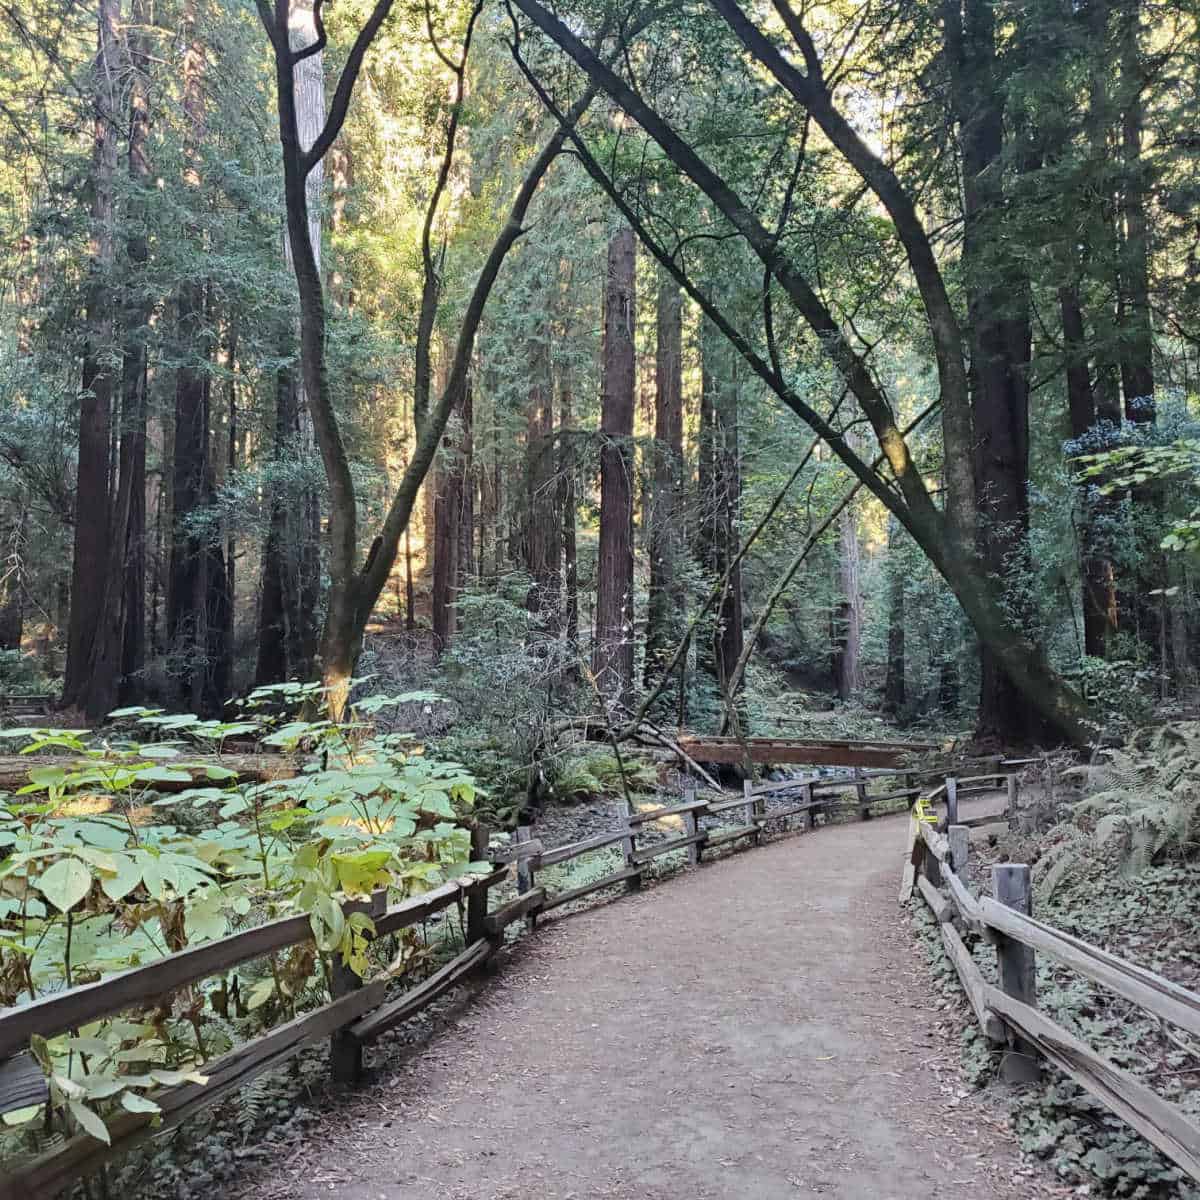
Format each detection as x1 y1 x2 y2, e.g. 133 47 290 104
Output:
902 788 1200 1184
0 755 1106 1197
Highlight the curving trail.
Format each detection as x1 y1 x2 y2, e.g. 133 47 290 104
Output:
236 802 1044 1200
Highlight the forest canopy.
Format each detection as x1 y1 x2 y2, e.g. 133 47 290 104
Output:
0 0 1198 753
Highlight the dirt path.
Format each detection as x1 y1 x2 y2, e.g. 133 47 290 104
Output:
236 806 1039 1200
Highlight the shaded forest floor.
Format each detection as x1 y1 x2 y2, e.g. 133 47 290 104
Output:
222 796 1072 1200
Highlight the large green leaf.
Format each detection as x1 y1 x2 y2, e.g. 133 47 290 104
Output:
99 853 142 902
38 857 92 912
68 1100 110 1144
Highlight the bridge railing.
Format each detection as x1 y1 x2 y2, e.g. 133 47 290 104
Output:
901 802 1200 1185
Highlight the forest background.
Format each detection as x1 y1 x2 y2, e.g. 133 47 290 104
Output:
0 0 1199 803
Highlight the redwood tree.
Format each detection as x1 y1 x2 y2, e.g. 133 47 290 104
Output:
593 227 636 703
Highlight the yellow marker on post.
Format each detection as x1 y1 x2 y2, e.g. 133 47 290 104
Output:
913 795 936 825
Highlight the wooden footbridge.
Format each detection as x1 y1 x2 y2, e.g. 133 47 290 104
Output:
674 733 940 768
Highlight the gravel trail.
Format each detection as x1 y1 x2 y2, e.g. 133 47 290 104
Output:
235 803 1042 1200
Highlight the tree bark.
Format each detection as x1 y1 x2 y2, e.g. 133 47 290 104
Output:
644 274 685 688
593 227 637 704
89 0 152 718
1118 0 1154 421
559 374 579 655
945 0 1041 743
832 504 862 701
167 1 230 715
698 299 744 698
1061 284 1119 659
883 518 906 715
523 334 560 623
63 0 120 710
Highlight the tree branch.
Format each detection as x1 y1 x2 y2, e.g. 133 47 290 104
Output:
302 0 396 176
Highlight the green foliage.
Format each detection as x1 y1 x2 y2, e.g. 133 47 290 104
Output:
1078 439 1200 553
1064 723 1200 871
0 702 482 1151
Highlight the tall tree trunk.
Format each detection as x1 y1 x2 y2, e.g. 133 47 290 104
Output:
257 4 326 684
832 505 862 701
559 373 579 656
883 518 906 715
256 363 293 684
524 335 560 623
1116 0 1166 688
63 0 120 709
593 227 636 703
946 0 1039 742
1061 285 1119 659
168 2 229 715
0 502 25 651
92 0 152 717
698 297 744 699
431 355 461 652
1118 0 1154 421
644 275 685 688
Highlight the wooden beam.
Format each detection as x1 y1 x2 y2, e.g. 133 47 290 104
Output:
0 981 389 1200
483 888 546 935
917 873 952 923
349 940 491 1044
941 924 1005 1043
539 828 631 867
631 832 709 865
704 824 757 849
978 897 1200 1041
0 1052 48 1116
675 736 936 768
0 872 502 1055
540 866 642 913
987 986 1200 1183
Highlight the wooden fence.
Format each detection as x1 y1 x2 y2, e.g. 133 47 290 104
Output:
901 790 1200 1184
0 760 1007 1198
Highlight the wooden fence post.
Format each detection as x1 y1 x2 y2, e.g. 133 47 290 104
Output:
467 823 489 944
743 780 762 845
855 767 870 821
515 826 538 929
330 895 376 1085
922 834 942 888
1006 774 1020 831
682 788 703 864
948 824 969 883
904 771 916 810
945 776 959 827
621 825 641 891
992 864 1040 1084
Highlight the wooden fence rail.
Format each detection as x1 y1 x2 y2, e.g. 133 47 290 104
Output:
0 764 1012 1198
901 781 1200 1185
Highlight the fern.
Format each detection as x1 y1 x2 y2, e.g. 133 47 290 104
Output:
1068 722 1200 871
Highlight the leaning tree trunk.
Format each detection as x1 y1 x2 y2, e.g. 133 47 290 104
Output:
63 0 120 710
258 1 325 684
593 227 637 705
644 274 685 689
